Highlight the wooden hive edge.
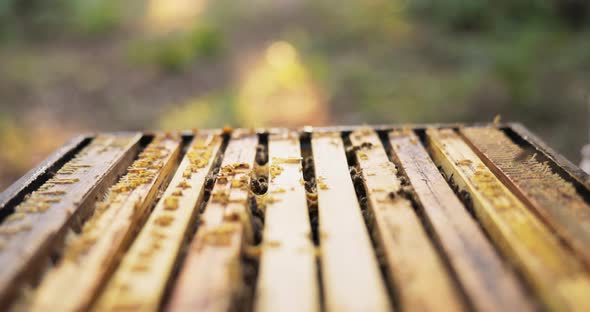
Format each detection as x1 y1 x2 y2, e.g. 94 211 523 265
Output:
4 123 587 223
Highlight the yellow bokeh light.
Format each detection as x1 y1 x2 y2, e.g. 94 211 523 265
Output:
237 40 327 127
144 0 207 33
266 41 297 70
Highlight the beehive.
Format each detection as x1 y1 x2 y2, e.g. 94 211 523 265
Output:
0 124 589 311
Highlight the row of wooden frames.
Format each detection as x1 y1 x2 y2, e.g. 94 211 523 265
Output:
0 124 589 311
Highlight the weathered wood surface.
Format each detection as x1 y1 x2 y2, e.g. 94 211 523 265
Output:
2 124 590 312
32 135 182 311
427 128 590 311
0 133 142 305
461 127 590 268
389 130 532 312
350 128 464 311
509 122 590 189
94 132 222 311
166 130 258 311
0 135 89 219
312 132 390 312
254 130 319 312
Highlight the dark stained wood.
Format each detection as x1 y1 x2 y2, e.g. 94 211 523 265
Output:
389 129 532 312
427 128 590 311
508 123 590 189
461 127 590 269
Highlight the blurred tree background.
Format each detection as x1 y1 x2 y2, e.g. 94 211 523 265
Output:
1 0 589 190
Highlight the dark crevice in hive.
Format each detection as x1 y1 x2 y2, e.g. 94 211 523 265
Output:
300 131 325 312
250 133 269 244
415 128 488 228
300 132 319 246
234 254 258 312
255 133 269 167
413 128 479 219
342 131 397 312
159 132 231 310
379 129 475 311
197 133 232 214
233 133 269 312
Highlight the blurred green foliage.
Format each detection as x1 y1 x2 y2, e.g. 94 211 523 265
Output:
127 25 223 72
0 0 123 39
1 0 590 189
409 0 585 31
70 0 122 35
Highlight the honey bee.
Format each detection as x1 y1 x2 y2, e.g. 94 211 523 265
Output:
255 144 268 165
387 191 396 201
360 142 373 150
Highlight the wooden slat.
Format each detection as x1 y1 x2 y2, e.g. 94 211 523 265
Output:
0 133 141 305
389 130 532 312
166 130 258 311
93 132 223 311
0 135 90 220
312 132 390 312
510 122 590 189
461 127 590 268
426 128 590 311
31 135 182 311
254 130 319 312
349 128 464 311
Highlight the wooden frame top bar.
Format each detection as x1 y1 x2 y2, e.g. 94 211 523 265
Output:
1 123 589 312
4 123 586 210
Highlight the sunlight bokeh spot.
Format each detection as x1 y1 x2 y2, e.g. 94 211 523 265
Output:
237 41 327 127
266 41 297 70
144 0 207 33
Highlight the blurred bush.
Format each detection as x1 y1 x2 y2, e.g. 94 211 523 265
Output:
127 24 223 72
1 0 590 190
0 0 123 39
70 0 122 35
409 0 588 31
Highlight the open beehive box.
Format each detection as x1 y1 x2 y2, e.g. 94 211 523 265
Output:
0 123 589 311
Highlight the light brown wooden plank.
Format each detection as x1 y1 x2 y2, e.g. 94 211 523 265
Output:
254 130 319 312
461 127 590 268
166 130 258 311
93 132 223 311
426 128 590 311
312 132 390 312
389 130 532 312
0 133 142 305
349 128 464 311
31 135 182 311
